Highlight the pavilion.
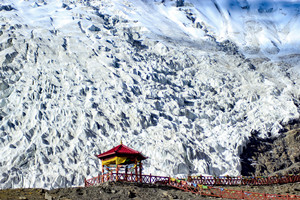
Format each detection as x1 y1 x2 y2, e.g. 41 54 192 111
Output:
96 142 147 182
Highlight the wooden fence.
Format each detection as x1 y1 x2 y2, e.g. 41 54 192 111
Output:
85 173 300 199
190 174 300 186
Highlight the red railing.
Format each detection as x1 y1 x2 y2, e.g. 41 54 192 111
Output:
169 179 300 200
84 174 300 199
190 174 300 186
85 173 170 186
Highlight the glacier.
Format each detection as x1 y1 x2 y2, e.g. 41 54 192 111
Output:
0 0 300 189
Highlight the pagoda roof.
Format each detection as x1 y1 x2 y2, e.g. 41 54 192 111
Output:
96 144 147 161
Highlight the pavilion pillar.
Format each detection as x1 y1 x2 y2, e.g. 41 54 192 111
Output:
139 161 142 183
116 164 119 181
110 169 113 181
125 166 128 182
106 167 110 181
101 165 104 183
135 159 138 182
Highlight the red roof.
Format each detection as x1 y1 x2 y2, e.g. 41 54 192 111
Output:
96 144 147 161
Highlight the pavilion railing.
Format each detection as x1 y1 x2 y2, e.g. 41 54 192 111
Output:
84 173 170 186
84 173 300 199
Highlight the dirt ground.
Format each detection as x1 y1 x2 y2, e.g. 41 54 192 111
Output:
225 182 300 196
0 181 299 200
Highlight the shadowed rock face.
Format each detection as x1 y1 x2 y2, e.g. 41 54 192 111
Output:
241 120 300 176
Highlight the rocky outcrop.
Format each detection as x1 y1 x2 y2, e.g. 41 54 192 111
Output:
241 120 300 176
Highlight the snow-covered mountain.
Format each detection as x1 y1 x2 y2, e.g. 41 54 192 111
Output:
0 0 300 189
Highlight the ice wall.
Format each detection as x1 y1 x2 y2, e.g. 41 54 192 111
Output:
0 0 299 189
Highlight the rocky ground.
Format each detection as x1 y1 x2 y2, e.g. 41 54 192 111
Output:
0 181 299 200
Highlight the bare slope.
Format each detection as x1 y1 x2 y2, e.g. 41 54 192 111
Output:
0 181 299 200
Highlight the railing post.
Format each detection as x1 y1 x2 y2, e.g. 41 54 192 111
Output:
199 185 202 197
84 178 86 187
150 174 152 184
169 176 171 185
